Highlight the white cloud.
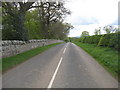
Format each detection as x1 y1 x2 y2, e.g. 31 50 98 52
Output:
64 0 119 37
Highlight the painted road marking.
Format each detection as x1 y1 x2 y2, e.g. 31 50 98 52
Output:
66 44 68 48
47 57 63 88
63 48 66 54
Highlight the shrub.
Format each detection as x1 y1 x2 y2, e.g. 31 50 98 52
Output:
79 32 120 51
79 37 85 43
93 35 102 45
110 32 120 51
79 35 102 45
98 34 111 47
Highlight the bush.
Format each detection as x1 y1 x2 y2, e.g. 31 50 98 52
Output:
64 38 69 42
109 32 120 51
98 32 120 50
79 32 120 51
93 35 102 44
79 37 85 43
79 35 102 45
98 34 111 47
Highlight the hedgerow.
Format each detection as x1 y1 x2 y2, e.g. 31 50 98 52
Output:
79 32 120 51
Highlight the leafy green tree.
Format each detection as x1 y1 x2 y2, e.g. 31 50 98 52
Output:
48 21 73 39
25 10 42 39
81 31 89 37
2 14 16 40
2 1 71 40
2 2 35 40
36 1 71 38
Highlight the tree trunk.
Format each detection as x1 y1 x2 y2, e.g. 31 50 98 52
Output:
19 11 29 41
13 11 28 41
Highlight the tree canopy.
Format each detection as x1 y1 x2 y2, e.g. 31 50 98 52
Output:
81 31 89 37
2 1 73 40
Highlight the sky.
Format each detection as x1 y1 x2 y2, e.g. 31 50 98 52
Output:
64 0 119 37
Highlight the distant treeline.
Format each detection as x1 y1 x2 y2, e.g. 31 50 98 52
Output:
78 32 120 51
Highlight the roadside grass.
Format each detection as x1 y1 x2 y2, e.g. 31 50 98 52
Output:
2 42 63 73
73 42 119 79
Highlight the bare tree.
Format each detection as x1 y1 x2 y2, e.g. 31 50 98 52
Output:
103 25 116 34
94 27 101 35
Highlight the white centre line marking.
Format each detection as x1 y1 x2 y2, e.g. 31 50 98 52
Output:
63 48 66 54
47 57 63 89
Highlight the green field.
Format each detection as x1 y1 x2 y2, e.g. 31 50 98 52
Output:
73 42 119 79
2 42 63 72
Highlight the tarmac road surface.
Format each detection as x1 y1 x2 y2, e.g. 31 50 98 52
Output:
2 42 118 88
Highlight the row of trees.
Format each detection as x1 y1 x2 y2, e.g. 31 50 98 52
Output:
79 25 120 51
2 1 73 40
81 25 119 37
94 26 119 35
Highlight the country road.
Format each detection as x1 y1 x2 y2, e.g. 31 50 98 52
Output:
3 42 118 88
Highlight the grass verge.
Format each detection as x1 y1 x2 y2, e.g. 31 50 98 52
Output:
2 42 63 73
73 42 119 79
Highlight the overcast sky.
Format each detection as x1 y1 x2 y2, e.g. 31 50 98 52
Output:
64 0 119 37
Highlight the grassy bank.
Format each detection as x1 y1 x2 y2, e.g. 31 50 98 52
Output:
73 42 119 79
2 42 63 72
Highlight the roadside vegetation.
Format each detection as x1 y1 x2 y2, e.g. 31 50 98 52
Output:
78 32 120 51
2 2 73 40
73 42 118 79
2 42 63 73
2 1 73 73
72 26 120 80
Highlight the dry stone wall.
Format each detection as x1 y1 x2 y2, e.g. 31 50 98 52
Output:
2 39 63 58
